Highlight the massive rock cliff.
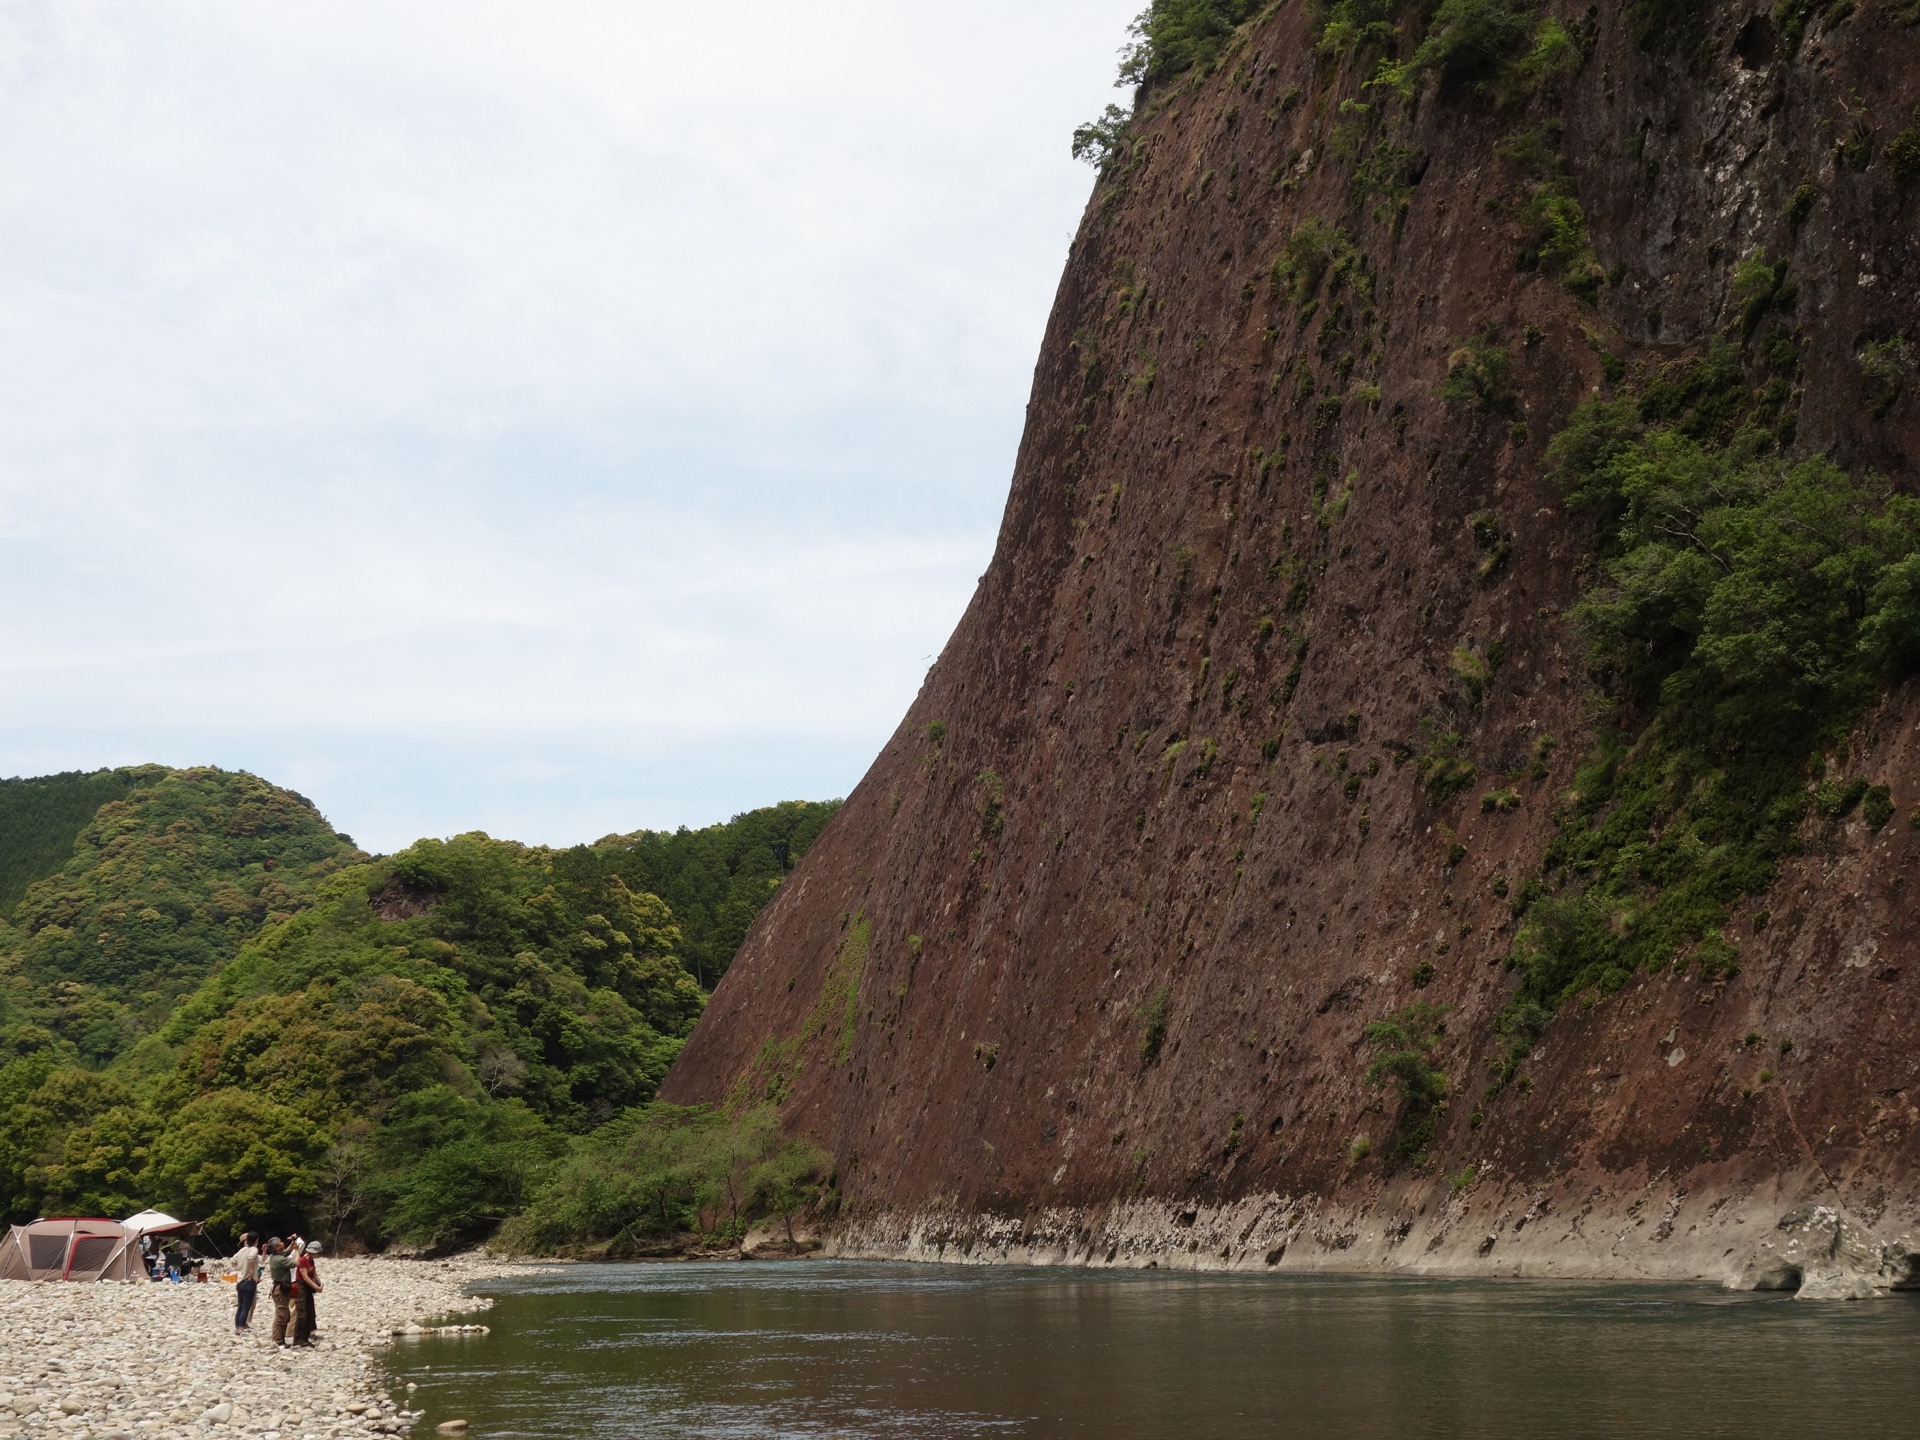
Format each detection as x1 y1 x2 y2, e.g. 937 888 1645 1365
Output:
663 0 1920 1295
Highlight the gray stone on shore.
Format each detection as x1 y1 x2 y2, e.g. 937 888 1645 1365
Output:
1725 1204 1920 1301
0 1254 528 1439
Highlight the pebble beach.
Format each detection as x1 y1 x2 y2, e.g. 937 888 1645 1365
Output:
0 1255 521 1440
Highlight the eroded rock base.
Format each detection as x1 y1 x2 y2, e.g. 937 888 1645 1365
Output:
827 1175 1920 1303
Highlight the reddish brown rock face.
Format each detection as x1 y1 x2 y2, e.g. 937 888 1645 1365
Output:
664 2 1920 1281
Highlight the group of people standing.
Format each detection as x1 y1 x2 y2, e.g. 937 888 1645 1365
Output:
228 1233 325 1345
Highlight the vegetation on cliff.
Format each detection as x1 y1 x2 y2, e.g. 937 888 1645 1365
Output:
1050 0 1920 1193
1497 362 1920 1072
1112 0 1920 1111
1121 0 1266 89
0 769 838 1248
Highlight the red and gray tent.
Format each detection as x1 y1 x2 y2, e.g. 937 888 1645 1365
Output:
0 1218 147 1281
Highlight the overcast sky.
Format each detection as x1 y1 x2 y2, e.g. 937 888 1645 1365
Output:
0 0 1140 852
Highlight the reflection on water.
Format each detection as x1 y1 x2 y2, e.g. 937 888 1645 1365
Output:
383 1260 1920 1439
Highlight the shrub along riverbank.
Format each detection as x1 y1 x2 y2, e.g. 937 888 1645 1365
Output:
0 768 838 1253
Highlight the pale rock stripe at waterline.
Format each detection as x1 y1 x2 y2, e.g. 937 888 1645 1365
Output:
0 1255 526 1440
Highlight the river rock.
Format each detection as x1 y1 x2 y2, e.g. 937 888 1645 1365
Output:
1726 1204 1920 1301
0 1254 531 1437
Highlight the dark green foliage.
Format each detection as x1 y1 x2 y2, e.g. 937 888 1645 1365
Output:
168 833 707 1130
496 1104 832 1255
1812 776 1870 819
0 770 833 1248
1118 0 1263 90
1585 326 1628 385
1138 985 1172 1065
1772 0 1847 52
1785 182 1820 228
1365 0 1556 101
1469 510 1512 580
1443 334 1515 411
1073 104 1134 169
356 1088 560 1250
1314 0 1405 57
144 1090 329 1236
1628 0 1713 55
1352 138 1425 228
1837 119 1875 174
1733 250 1795 337
1561 428 1917 738
1498 128 1604 297
0 768 362 1063
1863 785 1896 831
1498 396 1920 1049
0 768 151 917
1406 0 1537 86
1859 337 1911 420
1503 16 1582 94
1272 218 1367 306
1 828 713 1239
579 800 839 987
1362 1000 1448 1164
1890 119 1920 183
1414 722 1478 805
1636 342 1751 443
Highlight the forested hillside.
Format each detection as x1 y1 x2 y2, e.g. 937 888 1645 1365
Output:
591 801 838 987
0 769 156 915
0 768 364 1064
0 769 839 1249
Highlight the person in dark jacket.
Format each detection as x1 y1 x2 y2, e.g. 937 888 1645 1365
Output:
266 1239 295 1345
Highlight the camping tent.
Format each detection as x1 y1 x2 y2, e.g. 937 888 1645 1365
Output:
121 1209 196 1237
0 1218 145 1282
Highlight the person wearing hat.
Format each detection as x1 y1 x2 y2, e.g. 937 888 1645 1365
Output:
266 1239 295 1345
291 1240 324 1346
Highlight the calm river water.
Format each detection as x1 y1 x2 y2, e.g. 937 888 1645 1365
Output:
382 1261 1920 1439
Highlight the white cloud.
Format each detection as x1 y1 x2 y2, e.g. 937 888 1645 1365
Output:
0 0 1141 850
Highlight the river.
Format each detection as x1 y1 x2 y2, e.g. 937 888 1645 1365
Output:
382 1260 1920 1438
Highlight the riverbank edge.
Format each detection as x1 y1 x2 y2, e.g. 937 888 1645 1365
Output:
0 1253 556 1440
818 1168 1920 1302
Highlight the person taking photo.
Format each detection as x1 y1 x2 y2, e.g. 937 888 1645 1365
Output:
292 1240 324 1346
230 1233 260 1334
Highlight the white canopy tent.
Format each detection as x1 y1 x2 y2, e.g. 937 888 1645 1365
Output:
121 1209 196 1236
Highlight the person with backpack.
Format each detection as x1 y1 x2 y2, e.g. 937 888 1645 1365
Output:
266 1239 296 1345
